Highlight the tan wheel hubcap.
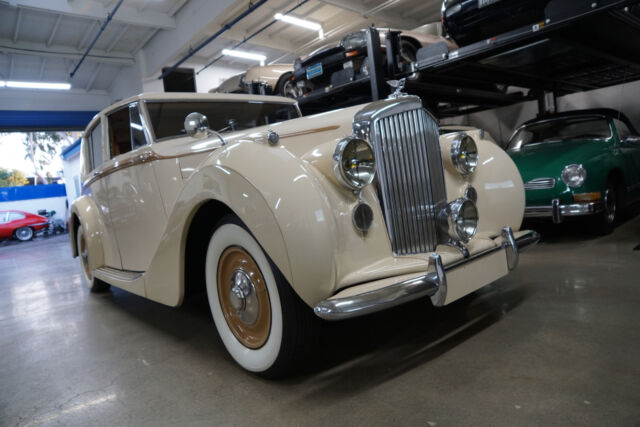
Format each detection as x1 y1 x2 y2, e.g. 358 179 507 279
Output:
217 246 271 349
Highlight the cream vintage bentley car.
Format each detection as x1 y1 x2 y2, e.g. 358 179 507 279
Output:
70 91 539 377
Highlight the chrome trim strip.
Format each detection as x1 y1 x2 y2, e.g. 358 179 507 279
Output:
524 177 556 190
94 266 144 282
314 229 540 320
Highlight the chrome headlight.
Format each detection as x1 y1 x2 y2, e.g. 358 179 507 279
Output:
440 198 479 243
561 164 586 188
333 137 376 190
450 134 478 175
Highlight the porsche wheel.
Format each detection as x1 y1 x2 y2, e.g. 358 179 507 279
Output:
15 227 34 241
205 216 318 378
76 225 110 292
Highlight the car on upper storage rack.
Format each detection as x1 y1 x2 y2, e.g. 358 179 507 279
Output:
212 64 298 98
292 28 456 97
0 210 48 241
69 91 538 378
507 109 640 233
441 0 552 46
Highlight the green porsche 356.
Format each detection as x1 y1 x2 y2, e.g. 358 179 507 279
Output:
507 109 640 232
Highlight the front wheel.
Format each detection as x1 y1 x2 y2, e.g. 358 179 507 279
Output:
592 181 617 234
14 227 34 241
205 216 318 378
76 225 110 292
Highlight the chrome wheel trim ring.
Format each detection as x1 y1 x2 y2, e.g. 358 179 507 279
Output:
16 227 32 240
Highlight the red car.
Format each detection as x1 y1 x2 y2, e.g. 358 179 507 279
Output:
0 210 49 241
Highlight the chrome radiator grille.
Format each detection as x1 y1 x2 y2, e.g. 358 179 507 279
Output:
371 108 447 255
524 177 556 190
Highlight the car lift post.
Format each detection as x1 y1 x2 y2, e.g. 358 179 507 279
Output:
385 30 402 77
365 27 387 101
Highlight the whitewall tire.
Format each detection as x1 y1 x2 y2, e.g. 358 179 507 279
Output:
205 217 318 378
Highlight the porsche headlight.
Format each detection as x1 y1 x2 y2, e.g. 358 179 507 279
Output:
450 134 478 175
333 137 376 190
561 164 586 188
440 198 479 243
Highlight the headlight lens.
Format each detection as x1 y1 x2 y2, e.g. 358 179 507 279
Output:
333 137 376 190
441 198 479 243
340 31 367 51
561 164 586 188
450 134 478 175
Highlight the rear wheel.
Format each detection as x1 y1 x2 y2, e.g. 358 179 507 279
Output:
14 227 34 241
275 72 299 98
76 225 110 292
205 216 318 378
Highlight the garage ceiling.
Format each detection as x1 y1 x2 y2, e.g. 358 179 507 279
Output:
0 0 443 93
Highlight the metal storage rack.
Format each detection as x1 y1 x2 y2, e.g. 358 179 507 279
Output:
296 0 640 118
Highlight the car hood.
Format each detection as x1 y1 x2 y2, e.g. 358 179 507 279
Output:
508 139 608 182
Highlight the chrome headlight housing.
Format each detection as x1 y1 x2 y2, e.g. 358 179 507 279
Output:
561 164 586 188
333 137 376 190
450 134 478 175
440 198 479 243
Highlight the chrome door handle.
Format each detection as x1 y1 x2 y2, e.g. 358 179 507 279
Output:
93 170 102 177
138 152 152 162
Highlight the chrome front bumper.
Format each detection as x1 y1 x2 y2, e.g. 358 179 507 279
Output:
525 198 603 223
314 227 540 320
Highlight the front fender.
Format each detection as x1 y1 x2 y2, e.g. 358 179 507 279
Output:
69 196 105 272
143 141 338 307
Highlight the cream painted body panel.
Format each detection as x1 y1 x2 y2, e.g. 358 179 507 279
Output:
71 92 528 310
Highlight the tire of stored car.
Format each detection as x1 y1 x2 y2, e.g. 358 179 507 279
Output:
592 180 618 235
205 215 318 378
14 226 34 241
275 72 298 98
399 38 419 80
76 225 110 292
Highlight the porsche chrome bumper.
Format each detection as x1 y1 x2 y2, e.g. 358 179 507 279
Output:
314 227 540 320
525 198 603 223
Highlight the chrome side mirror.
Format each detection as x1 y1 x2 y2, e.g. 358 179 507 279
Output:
184 112 210 138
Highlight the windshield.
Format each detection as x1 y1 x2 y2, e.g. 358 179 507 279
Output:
507 116 611 150
146 101 300 141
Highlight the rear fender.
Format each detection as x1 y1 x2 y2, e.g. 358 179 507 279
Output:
69 196 105 271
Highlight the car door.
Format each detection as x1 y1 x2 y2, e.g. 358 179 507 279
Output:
84 118 122 269
104 102 167 272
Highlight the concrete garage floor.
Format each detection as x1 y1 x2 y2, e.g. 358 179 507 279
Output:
1 214 639 426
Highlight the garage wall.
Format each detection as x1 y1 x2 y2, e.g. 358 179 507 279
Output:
0 88 110 112
444 80 640 147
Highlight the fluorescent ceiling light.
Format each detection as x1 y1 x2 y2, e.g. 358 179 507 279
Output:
3 81 71 90
222 49 266 66
274 13 324 39
0 81 5 88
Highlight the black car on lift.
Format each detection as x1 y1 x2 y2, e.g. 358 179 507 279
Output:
292 28 455 98
441 0 551 46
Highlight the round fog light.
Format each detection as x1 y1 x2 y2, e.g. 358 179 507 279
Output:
441 198 479 243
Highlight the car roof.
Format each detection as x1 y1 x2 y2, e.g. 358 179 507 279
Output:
522 109 638 134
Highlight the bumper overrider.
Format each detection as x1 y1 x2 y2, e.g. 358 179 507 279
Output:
525 198 603 223
314 227 540 320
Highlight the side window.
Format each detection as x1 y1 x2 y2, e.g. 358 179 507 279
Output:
8 212 25 221
130 104 147 150
107 102 148 158
87 122 103 171
0 212 7 223
614 119 630 140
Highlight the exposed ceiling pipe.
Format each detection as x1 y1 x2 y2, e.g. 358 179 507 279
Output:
197 0 311 75
70 0 124 78
158 0 268 80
